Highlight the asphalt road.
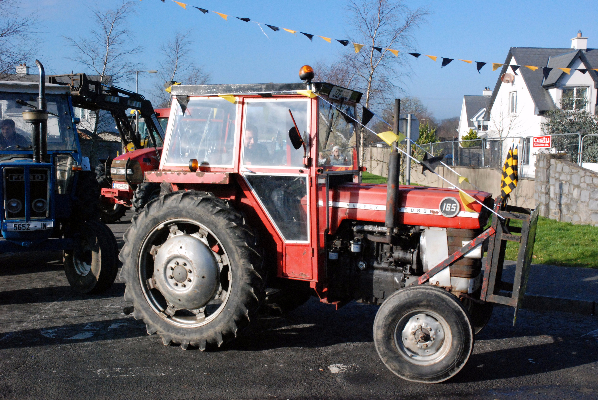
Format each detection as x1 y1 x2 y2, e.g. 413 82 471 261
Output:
1 214 598 399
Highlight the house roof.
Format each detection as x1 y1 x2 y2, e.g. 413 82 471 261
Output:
463 95 490 127
488 47 598 114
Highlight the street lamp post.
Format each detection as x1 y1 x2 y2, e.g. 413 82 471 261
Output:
134 70 157 135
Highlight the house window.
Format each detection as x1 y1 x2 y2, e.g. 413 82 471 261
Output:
74 107 88 120
562 87 588 111
509 92 517 114
521 137 530 165
476 121 488 131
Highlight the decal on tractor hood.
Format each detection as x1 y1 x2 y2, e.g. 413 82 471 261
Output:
318 201 479 218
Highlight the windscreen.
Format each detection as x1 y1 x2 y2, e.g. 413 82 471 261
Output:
0 92 77 153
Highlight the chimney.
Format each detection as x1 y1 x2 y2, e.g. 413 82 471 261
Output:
483 87 492 96
571 31 588 51
15 63 28 75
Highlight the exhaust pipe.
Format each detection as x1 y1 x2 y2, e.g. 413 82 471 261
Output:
22 60 48 163
385 99 401 229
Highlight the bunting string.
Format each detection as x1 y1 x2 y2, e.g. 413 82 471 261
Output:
154 0 598 76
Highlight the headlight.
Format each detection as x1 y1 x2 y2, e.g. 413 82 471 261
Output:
32 198 48 213
110 158 144 184
6 199 22 214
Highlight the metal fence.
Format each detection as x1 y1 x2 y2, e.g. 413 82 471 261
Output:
416 133 598 169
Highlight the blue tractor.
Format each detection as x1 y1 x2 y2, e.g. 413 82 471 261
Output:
0 60 118 294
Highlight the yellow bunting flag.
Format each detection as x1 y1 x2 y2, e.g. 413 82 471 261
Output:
426 55 437 61
459 191 476 212
319 36 331 43
458 176 470 184
296 90 317 98
218 95 236 103
558 68 571 74
173 1 186 9
213 11 228 20
386 48 399 56
377 131 405 146
459 59 472 64
492 63 503 71
353 43 364 53
283 28 296 34
525 65 539 71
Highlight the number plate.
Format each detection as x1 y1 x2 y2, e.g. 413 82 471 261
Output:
6 221 54 231
112 182 129 190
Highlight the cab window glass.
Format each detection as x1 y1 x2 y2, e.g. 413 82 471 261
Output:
163 97 236 166
242 99 308 167
317 100 356 167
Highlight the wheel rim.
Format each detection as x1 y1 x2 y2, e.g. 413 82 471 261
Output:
395 310 452 365
100 203 124 216
138 218 232 328
72 242 93 277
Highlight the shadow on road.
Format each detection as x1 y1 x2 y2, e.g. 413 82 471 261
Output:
0 282 125 306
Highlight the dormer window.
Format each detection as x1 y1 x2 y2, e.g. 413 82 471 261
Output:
562 87 588 111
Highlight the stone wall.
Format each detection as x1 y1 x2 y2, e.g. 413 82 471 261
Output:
535 153 598 226
363 146 536 209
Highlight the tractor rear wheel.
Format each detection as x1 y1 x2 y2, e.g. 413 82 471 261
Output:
64 220 119 294
373 285 474 383
120 191 264 350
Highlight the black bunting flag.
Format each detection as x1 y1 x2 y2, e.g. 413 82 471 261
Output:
476 62 486 73
542 67 553 80
441 58 453 67
373 46 382 53
421 153 444 174
361 107 374 126
510 65 520 74
337 39 349 46
236 17 250 22
194 6 208 13
409 53 421 58
300 32 314 41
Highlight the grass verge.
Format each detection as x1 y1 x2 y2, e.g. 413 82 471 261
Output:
504 216 598 268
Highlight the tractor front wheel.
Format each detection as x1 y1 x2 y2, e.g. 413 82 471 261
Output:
373 285 474 383
120 191 264 350
64 220 119 294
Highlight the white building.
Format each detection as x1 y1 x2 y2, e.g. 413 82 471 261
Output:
459 32 598 177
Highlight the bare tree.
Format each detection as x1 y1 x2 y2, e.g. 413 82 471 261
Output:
0 0 37 77
345 0 429 110
64 1 141 134
153 31 210 107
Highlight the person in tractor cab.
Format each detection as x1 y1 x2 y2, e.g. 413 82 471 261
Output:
329 145 347 165
243 124 270 165
0 119 29 150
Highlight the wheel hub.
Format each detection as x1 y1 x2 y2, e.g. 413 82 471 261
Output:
153 233 220 310
400 313 445 358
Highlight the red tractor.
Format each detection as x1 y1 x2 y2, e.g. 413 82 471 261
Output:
97 107 170 222
119 66 537 383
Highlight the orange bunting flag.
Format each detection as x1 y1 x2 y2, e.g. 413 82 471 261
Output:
283 28 296 34
386 48 399 56
525 65 539 71
458 190 476 213
492 63 503 71
213 11 228 20
558 68 571 74
319 36 331 43
353 43 364 53
218 95 236 103
459 59 472 64
426 55 437 61
173 1 187 9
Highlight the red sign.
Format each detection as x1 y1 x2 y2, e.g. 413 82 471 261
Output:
533 135 551 148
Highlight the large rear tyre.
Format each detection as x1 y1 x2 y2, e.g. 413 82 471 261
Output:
64 220 119 294
120 191 264 350
461 296 494 335
373 285 474 383
132 182 161 212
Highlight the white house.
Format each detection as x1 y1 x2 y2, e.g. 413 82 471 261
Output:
459 32 598 177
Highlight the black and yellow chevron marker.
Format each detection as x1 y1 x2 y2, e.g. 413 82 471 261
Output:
500 147 518 198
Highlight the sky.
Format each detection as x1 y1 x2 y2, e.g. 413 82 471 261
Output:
15 0 598 121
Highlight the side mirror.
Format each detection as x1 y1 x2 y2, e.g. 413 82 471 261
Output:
288 126 304 150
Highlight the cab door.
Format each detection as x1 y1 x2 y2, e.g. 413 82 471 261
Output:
239 97 314 280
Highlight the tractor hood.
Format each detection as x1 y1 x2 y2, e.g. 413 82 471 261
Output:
325 183 492 232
